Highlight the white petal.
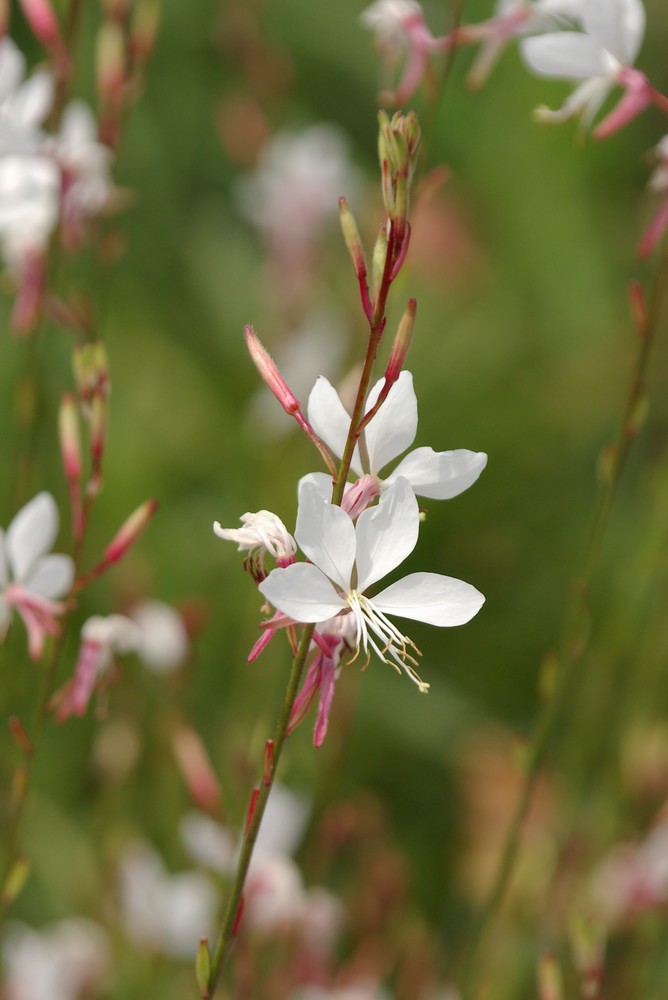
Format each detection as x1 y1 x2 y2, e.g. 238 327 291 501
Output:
0 39 25 105
583 0 645 63
520 32 611 79
297 471 335 504
355 478 419 593
24 554 74 598
9 70 54 129
307 377 362 475
295 484 356 590
364 371 418 474
0 529 7 587
386 448 488 499
6 492 58 582
259 563 346 623
373 572 485 626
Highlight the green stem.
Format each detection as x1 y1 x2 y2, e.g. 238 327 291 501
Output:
206 622 315 997
460 248 668 995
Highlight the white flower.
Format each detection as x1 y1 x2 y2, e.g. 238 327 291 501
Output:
130 599 189 673
244 852 305 932
361 0 425 44
180 811 236 874
361 1 448 103
520 0 650 134
0 37 53 156
0 492 74 659
2 918 109 1000
305 371 487 501
118 843 218 959
259 478 484 691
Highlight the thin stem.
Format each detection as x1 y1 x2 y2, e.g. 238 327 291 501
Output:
460 247 668 995
206 623 315 997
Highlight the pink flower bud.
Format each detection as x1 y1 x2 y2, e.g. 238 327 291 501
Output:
104 499 158 565
96 20 125 101
244 325 300 415
245 787 260 835
263 739 274 787
339 197 367 278
19 0 61 50
385 297 416 383
130 0 160 64
59 394 82 482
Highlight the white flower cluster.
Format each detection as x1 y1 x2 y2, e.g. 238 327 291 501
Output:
0 37 112 321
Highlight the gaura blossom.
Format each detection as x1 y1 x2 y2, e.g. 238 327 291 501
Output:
259 478 484 691
214 509 296 582
361 0 449 105
0 492 74 659
520 0 652 137
305 370 487 501
2 918 109 1000
639 135 668 259
455 0 583 89
56 614 140 721
129 599 189 673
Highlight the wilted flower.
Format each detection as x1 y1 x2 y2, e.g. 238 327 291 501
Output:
304 371 487 501
214 509 297 582
520 0 651 137
0 492 74 659
2 918 109 1000
259 478 484 691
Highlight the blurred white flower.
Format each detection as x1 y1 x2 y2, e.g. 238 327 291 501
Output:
256 781 310 858
238 125 359 302
0 37 53 155
56 614 140 720
361 0 449 103
47 100 112 246
2 918 109 1000
180 811 236 874
0 492 74 660
130 599 189 673
589 810 668 926
457 0 583 88
118 843 218 959
245 851 305 932
520 0 652 136
295 984 392 1000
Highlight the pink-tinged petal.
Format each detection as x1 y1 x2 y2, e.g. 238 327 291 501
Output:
307 377 362 475
364 371 417 475
0 529 8 587
521 32 611 79
355 478 419 592
259 563 346 623
583 0 645 64
295 484 356 590
386 448 487 499
373 571 485 626
24 553 74 598
594 70 652 139
6 491 58 582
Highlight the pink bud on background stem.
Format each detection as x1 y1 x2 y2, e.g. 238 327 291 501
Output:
19 0 61 50
245 787 260 835
629 281 648 337
59 394 84 540
173 725 221 813
130 0 161 66
74 499 158 592
8 717 33 757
